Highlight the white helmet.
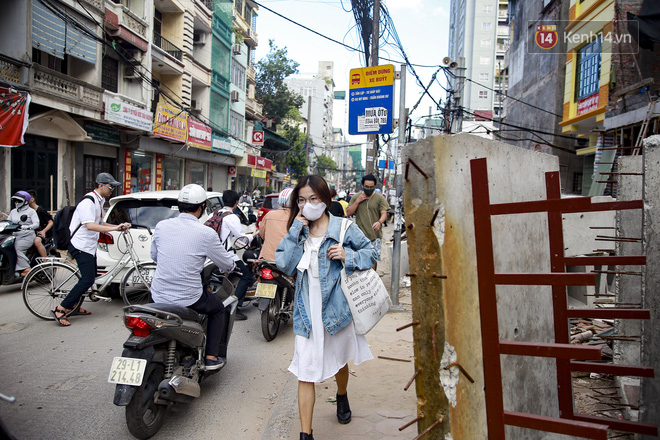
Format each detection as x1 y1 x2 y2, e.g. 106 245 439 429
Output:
178 184 207 204
337 191 346 199
278 188 293 208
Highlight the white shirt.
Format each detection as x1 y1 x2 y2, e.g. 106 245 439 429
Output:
150 213 235 306
218 208 253 262
8 205 39 231
69 191 105 255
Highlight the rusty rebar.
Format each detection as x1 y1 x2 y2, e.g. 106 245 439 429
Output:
378 355 412 362
405 273 417 277
430 209 440 226
411 417 444 440
398 415 424 431
589 226 616 230
595 235 641 242
445 362 475 383
396 321 420 332
405 161 410 182
432 273 447 279
591 270 642 276
431 321 439 359
407 223 414 229
404 368 422 391
407 158 430 179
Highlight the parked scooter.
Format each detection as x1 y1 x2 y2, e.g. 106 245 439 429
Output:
111 266 239 439
0 220 58 285
248 258 296 341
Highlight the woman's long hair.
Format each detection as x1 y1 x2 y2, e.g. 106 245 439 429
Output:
287 175 333 229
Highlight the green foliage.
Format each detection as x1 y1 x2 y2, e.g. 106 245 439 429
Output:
255 40 304 122
314 155 338 178
275 107 308 177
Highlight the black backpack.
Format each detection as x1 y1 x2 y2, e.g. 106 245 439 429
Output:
53 195 95 250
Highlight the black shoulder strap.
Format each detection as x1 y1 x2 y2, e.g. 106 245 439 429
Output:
70 195 98 240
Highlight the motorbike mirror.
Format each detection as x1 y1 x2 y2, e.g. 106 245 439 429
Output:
248 214 257 224
231 236 250 251
20 215 27 222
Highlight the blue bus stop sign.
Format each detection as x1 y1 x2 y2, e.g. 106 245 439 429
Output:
348 64 395 135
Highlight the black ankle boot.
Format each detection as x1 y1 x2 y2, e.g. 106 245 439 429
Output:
299 431 314 440
336 393 352 424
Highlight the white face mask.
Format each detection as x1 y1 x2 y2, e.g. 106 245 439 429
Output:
300 202 327 221
14 202 21 209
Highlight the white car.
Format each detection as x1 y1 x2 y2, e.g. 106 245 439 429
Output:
96 190 254 296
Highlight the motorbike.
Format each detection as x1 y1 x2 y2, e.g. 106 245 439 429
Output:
111 238 251 439
248 258 296 341
0 220 58 285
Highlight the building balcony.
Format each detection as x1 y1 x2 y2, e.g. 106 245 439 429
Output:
104 2 149 51
196 0 213 12
30 63 103 112
0 54 30 87
212 71 230 94
246 65 256 84
245 96 264 121
153 32 183 61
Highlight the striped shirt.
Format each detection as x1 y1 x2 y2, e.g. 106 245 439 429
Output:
150 213 235 306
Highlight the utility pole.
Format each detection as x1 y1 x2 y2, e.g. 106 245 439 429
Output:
451 57 466 134
365 0 380 176
390 63 406 308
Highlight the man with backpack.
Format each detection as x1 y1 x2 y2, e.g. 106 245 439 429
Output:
51 173 130 326
205 190 258 320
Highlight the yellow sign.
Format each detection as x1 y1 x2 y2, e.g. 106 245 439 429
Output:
349 64 395 89
153 104 188 143
251 168 267 178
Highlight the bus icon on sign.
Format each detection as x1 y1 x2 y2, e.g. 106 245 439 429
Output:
351 73 360 86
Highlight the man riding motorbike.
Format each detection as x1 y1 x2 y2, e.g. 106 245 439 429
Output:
8 191 39 278
150 184 236 370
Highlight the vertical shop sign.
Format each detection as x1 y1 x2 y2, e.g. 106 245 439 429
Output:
124 149 132 195
155 155 163 191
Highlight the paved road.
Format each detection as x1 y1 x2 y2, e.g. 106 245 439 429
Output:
0 283 296 440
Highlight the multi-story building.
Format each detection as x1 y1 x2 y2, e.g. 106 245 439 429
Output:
448 0 509 133
284 61 335 163
0 0 240 213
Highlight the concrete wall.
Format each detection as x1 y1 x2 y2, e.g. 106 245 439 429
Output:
403 133 581 439
641 135 660 434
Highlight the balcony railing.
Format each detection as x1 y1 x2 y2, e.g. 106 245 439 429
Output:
153 32 183 61
246 66 256 83
197 0 213 10
30 63 103 111
245 96 263 119
0 54 29 85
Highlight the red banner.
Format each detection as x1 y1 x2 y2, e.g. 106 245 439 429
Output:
123 149 132 195
0 88 30 147
247 154 272 170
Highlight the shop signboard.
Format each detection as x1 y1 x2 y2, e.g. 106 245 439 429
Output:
187 118 212 151
84 120 120 145
252 130 264 145
228 165 237 176
577 92 599 116
348 64 395 135
212 133 232 154
105 96 153 132
155 155 163 190
251 168 267 178
123 150 132 195
153 104 187 143
247 154 272 170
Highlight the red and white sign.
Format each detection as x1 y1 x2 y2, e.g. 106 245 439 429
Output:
252 130 264 146
247 154 272 170
187 118 212 151
0 88 30 147
228 165 237 176
577 93 599 116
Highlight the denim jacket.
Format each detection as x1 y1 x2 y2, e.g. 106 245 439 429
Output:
275 214 377 338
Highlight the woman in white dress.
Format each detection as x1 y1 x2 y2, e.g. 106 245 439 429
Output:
276 175 377 440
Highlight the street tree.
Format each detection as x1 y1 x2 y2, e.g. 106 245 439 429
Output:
278 107 308 178
314 155 338 178
255 40 304 123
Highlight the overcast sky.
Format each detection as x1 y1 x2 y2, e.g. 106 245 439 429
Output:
253 0 452 137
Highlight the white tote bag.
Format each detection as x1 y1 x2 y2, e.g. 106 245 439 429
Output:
338 218 392 335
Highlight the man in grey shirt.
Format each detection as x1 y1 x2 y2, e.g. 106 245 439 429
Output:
150 184 235 370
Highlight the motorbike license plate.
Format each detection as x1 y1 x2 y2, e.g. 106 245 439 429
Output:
255 283 277 299
107 357 147 386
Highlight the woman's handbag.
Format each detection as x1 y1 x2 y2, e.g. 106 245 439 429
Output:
338 218 392 335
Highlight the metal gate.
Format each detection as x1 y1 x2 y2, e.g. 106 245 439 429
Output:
470 157 657 438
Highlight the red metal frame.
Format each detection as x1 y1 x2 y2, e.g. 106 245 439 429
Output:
470 158 657 439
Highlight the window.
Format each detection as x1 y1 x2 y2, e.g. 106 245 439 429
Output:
479 91 488 99
231 62 245 89
230 110 244 139
483 5 493 13
102 56 119 93
481 39 492 47
576 36 602 100
482 22 492 30
32 49 66 74
480 56 491 65
480 73 490 81
573 172 583 193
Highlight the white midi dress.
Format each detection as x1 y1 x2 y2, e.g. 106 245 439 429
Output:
288 236 373 383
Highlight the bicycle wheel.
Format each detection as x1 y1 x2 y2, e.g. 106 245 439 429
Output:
22 262 81 320
120 263 156 306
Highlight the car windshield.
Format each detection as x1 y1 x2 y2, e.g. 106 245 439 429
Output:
263 196 281 210
108 199 179 229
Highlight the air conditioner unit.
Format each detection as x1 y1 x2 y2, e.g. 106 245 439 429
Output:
232 44 242 55
191 99 202 111
127 49 143 63
124 66 140 80
193 33 207 45
230 90 240 102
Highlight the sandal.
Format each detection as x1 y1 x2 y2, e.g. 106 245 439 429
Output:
51 308 71 327
72 308 92 316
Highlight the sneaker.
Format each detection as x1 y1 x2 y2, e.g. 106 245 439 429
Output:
235 309 247 320
204 357 226 371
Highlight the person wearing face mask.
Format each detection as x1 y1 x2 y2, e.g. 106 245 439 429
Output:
8 191 40 278
275 175 377 440
345 174 390 270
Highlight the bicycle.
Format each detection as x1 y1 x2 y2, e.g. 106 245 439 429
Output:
22 225 156 320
